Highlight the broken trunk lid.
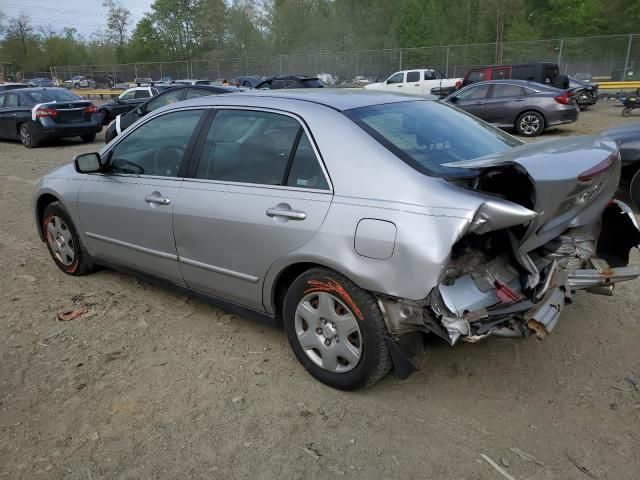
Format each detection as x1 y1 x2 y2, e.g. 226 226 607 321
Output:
445 135 621 252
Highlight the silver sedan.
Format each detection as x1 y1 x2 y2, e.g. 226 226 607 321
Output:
34 91 640 390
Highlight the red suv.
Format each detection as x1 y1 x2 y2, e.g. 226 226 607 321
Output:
458 62 567 89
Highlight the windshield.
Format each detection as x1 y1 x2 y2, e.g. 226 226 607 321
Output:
25 89 81 104
344 100 522 177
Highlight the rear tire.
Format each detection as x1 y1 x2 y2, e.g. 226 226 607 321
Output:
630 169 640 212
81 133 96 143
19 123 39 148
283 268 392 390
516 111 545 137
42 202 93 276
622 108 632 117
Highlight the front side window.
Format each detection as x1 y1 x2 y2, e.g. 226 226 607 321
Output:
467 70 486 83
119 90 137 101
196 110 300 185
491 85 525 98
406 71 420 83
109 109 203 177
387 72 404 84
146 89 185 112
345 100 522 178
457 84 490 100
0 94 6 107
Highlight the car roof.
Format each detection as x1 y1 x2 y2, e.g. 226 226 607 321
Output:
470 62 556 69
175 89 424 112
7 87 68 93
461 79 562 91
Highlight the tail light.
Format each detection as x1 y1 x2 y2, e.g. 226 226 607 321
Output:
455 80 462 89
554 92 572 105
84 104 98 114
578 152 618 181
35 108 57 117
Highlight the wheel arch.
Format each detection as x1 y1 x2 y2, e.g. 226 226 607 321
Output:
35 193 62 241
268 261 360 323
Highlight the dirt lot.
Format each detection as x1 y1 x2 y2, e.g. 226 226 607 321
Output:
1 101 639 480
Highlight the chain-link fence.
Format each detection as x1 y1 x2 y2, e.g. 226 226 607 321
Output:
51 33 639 87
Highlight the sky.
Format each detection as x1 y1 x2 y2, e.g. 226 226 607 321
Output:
1 0 155 36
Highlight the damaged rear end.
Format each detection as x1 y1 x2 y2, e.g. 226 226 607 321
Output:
426 136 640 344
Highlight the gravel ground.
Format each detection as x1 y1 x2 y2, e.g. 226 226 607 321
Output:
1 101 639 480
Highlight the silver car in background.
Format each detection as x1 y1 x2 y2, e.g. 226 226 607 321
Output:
444 79 579 136
34 91 640 390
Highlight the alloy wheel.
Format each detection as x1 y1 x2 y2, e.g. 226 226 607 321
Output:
46 215 75 266
519 114 541 135
20 125 31 146
294 291 363 373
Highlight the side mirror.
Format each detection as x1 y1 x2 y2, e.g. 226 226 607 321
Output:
135 106 144 116
74 152 105 174
448 96 458 103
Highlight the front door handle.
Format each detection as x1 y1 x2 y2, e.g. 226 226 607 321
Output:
266 207 306 220
145 194 171 205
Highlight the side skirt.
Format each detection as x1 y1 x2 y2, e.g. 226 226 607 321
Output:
94 258 281 329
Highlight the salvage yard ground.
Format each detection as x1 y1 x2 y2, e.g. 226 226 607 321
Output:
1 101 639 479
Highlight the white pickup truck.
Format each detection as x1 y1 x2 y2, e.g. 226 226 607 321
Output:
363 69 460 97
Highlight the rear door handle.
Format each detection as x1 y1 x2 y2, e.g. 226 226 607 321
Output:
266 207 306 220
145 194 171 205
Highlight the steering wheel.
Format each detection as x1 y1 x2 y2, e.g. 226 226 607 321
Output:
152 146 183 177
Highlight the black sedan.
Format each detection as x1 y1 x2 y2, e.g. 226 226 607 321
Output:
0 88 101 148
600 123 640 210
104 84 238 143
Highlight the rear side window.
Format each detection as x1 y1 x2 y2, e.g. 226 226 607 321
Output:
491 85 525 98
286 135 329 190
196 110 300 185
490 67 511 80
0 93 6 107
513 65 536 81
5 93 20 107
406 71 420 83
424 70 437 80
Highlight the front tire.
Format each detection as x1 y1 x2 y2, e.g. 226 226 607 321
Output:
283 268 392 390
516 111 545 137
19 123 39 148
622 108 632 117
42 202 93 276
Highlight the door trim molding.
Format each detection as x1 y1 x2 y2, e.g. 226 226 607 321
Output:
180 256 259 283
86 232 178 260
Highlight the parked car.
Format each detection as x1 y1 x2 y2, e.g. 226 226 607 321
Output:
0 87 101 148
444 80 579 137
234 75 264 88
317 73 337 86
600 123 640 210
255 76 324 89
104 84 239 143
98 86 166 125
64 76 96 89
131 77 153 86
25 78 54 87
174 79 219 86
459 62 569 91
0 83 28 92
568 76 598 110
33 91 640 390
364 69 461 98
352 76 374 84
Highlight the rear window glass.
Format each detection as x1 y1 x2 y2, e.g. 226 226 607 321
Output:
344 101 522 178
24 89 80 103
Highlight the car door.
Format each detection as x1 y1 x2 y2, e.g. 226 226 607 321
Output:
403 71 422 95
0 93 21 138
173 108 333 310
77 108 206 284
482 84 527 126
0 93 10 138
385 72 405 91
451 84 491 119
